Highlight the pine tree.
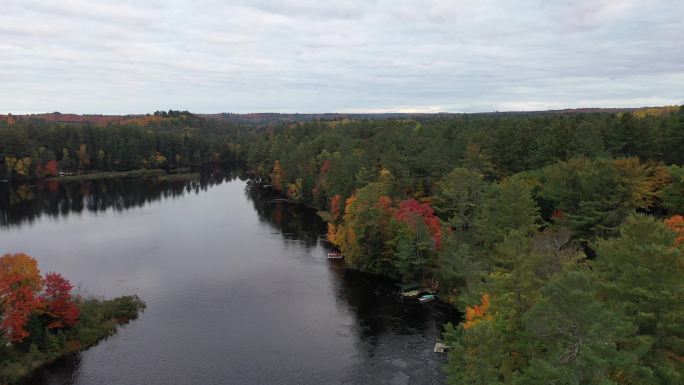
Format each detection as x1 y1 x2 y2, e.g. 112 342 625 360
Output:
593 215 684 384
522 270 639 385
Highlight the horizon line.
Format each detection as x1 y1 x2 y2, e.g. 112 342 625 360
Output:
2 104 682 117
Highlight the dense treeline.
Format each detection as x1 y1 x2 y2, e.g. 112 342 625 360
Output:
0 111 247 179
242 107 684 385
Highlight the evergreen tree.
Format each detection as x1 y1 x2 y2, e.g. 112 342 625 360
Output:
474 178 540 249
593 215 684 384
522 270 639 385
434 167 486 231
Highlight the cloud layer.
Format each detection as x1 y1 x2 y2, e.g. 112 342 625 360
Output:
2 0 683 113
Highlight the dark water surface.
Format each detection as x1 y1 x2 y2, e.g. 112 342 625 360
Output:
0 171 457 385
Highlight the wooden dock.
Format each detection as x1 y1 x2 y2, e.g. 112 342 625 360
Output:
327 252 344 259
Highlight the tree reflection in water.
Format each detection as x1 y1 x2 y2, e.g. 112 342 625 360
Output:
0 166 246 229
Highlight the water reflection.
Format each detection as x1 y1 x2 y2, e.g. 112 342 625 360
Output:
245 182 328 249
242 181 459 384
0 166 246 228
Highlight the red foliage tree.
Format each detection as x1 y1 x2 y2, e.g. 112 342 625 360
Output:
42 273 79 329
44 160 59 176
320 159 332 173
0 279 43 342
329 194 343 222
395 199 442 248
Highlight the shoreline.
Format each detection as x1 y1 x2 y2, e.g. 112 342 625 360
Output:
253 181 457 307
1 169 201 184
1 296 145 385
45 169 200 182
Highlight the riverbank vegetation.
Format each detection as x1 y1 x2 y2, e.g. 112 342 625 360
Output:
42 169 200 183
0 253 145 385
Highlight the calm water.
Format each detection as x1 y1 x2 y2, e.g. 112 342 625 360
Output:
0 170 457 385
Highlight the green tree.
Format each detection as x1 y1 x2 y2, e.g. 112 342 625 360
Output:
593 215 684 384
434 167 486 231
662 165 684 215
540 157 654 240
474 178 540 249
393 219 433 283
522 270 639 385
59 148 76 172
437 236 486 306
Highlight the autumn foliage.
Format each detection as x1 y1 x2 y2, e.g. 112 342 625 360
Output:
0 253 44 342
463 293 491 330
665 215 684 245
42 273 80 329
270 160 283 192
395 199 442 248
44 159 59 176
0 253 79 343
329 194 343 222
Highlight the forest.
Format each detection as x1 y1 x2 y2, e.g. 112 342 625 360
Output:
1 107 683 384
0 112 247 179
240 107 684 385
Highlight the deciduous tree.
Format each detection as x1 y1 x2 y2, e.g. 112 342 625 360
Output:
0 253 44 343
42 273 79 329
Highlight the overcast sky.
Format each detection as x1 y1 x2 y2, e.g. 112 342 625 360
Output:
2 0 683 114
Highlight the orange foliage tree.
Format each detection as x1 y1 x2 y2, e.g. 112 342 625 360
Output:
0 253 44 342
270 160 283 192
665 215 684 245
463 293 491 330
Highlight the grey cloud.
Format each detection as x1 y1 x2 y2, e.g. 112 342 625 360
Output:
1 0 682 114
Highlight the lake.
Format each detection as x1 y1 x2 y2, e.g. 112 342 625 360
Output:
0 169 458 385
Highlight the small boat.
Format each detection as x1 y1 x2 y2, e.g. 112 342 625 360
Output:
418 294 436 303
327 252 344 259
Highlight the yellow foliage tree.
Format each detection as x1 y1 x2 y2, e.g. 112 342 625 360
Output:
463 293 491 330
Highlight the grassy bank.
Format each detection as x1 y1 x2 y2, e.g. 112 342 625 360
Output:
0 295 145 385
44 168 199 182
46 169 165 182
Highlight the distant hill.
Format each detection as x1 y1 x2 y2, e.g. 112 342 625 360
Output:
1 106 680 126
0 113 138 125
